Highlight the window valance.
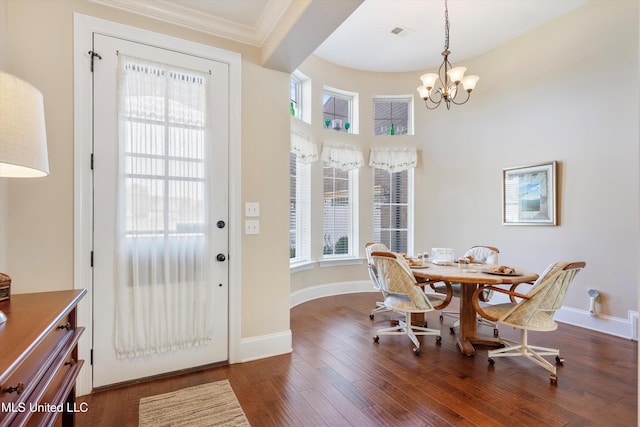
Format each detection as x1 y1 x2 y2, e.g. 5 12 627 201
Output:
369 147 417 173
321 143 364 171
290 130 318 164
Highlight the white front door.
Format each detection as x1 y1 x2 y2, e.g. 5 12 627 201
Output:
91 33 229 387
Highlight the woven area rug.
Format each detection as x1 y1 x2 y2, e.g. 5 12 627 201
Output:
139 380 250 426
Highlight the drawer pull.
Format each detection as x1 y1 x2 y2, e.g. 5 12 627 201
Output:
58 322 72 330
64 359 76 366
4 382 24 394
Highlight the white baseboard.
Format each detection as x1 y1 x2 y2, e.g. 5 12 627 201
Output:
553 307 638 341
290 280 375 308
237 330 293 363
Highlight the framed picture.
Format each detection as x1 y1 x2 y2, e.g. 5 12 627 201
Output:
502 161 557 225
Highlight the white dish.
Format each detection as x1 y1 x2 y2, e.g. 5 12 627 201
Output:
432 260 454 266
484 270 521 276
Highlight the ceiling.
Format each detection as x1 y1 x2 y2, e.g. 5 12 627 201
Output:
91 0 589 73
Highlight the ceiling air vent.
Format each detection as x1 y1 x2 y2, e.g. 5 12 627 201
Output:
390 26 412 38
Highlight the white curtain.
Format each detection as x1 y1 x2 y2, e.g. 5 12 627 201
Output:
369 147 417 172
115 55 213 359
290 130 318 164
321 143 364 171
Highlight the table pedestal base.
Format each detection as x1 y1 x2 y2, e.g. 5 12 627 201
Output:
456 335 502 356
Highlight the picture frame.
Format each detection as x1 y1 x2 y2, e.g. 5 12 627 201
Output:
502 161 557 225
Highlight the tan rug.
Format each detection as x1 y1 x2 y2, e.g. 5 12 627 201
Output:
139 380 250 426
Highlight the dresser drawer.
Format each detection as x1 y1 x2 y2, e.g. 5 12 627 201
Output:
10 329 84 427
0 314 77 426
0 290 86 427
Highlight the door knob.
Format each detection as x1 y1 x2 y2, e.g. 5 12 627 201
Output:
216 253 226 262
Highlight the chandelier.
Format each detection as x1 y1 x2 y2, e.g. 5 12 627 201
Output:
416 0 479 110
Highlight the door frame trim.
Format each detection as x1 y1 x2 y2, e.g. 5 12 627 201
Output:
73 13 242 396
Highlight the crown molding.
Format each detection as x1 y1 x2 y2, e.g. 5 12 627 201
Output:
89 0 291 47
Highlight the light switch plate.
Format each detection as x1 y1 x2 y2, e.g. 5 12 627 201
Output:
245 219 259 235
245 202 260 217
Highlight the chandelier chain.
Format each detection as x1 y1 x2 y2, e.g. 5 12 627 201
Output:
444 0 450 51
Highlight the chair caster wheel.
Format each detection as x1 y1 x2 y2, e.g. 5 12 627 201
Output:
439 315 444 322
488 358 495 366
449 327 455 335
555 356 564 366
373 335 379 343
369 314 374 320
435 336 442 345
550 374 558 385
493 328 499 337
413 347 421 356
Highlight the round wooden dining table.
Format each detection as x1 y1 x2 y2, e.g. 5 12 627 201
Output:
411 263 539 356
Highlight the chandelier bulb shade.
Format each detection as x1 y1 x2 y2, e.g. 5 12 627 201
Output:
0 71 49 177
417 0 479 110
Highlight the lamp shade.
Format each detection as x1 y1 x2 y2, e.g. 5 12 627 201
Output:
462 75 480 92
446 66 467 84
0 71 49 177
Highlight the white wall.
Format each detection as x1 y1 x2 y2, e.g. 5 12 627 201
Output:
292 0 639 330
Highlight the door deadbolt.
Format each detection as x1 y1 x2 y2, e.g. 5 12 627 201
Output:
217 220 225 229
216 253 226 262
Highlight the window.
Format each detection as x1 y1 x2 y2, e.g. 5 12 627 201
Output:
289 152 311 263
121 61 207 239
290 76 301 119
323 87 355 133
373 168 413 253
291 70 310 123
373 97 412 135
323 166 357 257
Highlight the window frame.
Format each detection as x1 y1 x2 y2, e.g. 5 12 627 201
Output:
290 75 301 120
322 165 359 259
372 168 414 255
323 86 357 133
289 152 311 265
373 96 413 136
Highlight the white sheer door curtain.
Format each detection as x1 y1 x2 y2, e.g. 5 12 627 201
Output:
115 55 213 359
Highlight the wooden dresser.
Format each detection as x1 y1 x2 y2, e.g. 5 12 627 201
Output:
0 290 86 427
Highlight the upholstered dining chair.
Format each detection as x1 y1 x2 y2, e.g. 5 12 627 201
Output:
434 245 501 335
473 261 586 384
370 251 452 355
365 241 392 319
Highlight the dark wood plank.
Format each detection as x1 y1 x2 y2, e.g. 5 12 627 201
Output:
76 293 637 426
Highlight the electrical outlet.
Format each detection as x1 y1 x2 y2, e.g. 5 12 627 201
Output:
245 219 260 235
245 202 260 217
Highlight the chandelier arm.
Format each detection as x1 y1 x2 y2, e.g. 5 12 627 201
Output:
424 98 442 110
450 89 471 106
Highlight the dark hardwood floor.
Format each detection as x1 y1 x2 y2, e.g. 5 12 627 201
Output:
76 292 637 426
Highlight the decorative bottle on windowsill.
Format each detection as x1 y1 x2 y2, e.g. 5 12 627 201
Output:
290 101 295 116
390 123 395 135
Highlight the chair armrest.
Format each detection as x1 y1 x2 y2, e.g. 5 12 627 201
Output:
427 280 453 310
508 282 535 303
472 285 530 322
